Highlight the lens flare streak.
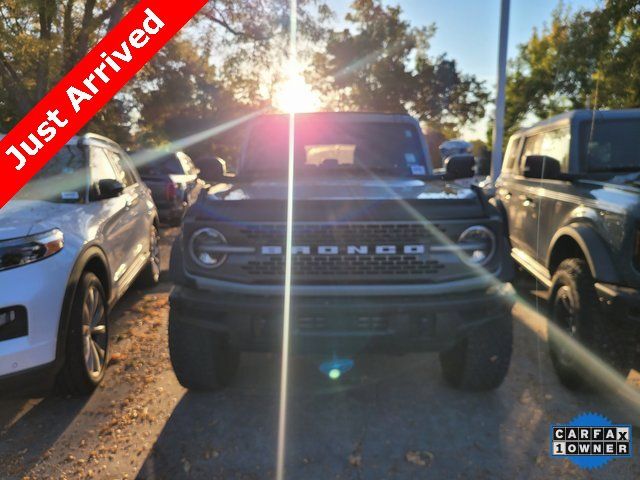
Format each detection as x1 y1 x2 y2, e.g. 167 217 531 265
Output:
276 1 297 479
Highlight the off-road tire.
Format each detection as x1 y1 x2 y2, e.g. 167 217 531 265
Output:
548 258 631 390
56 272 110 395
439 314 513 391
168 310 240 391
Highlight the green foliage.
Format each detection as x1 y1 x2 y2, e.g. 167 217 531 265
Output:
0 0 488 162
505 0 640 136
311 0 489 132
0 0 136 142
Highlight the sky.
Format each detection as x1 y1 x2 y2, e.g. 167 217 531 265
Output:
327 0 602 139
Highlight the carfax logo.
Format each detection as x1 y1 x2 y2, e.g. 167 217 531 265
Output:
550 413 632 469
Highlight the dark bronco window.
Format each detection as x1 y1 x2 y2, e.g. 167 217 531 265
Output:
243 117 428 177
580 118 640 172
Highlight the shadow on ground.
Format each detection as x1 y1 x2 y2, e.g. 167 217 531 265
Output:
137 351 515 480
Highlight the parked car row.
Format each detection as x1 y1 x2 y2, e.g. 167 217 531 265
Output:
0 134 225 395
1 108 638 396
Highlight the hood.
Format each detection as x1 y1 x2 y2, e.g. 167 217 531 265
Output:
191 177 487 223
207 177 478 202
573 177 640 213
0 199 81 240
581 173 640 192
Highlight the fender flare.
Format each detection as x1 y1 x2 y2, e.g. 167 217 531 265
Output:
54 245 111 371
489 197 509 229
547 224 620 284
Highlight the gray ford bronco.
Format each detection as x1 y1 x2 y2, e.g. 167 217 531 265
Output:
496 109 640 389
169 112 515 391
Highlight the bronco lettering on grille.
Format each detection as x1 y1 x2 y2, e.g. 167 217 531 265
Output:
260 245 426 255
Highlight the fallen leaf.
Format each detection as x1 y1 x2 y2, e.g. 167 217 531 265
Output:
109 353 128 365
405 450 434 467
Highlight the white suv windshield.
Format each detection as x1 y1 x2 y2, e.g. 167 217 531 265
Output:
15 145 87 202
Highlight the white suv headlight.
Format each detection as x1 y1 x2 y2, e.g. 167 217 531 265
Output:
0 229 64 271
457 225 496 266
189 227 228 269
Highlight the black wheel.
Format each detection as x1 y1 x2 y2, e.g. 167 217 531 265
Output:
168 309 240 391
137 224 161 288
57 272 109 395
548 258 630 390
439 314 513 391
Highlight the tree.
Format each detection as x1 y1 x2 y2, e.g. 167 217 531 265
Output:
505 0 640 135
0 0 137 140
311 0 489 132
0 0 330 149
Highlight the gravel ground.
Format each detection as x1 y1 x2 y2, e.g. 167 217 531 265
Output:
1 227 639 479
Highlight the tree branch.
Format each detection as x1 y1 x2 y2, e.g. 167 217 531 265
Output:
0 51 33 115
198 6 271 41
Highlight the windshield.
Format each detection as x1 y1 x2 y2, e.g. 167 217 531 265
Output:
138 153 187 175
14 145 87 202
580 119 640 172
243 117 429 177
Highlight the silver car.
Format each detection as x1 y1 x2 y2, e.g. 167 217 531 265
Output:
0 133 160 395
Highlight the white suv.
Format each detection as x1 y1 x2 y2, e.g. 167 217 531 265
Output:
0 134 160 395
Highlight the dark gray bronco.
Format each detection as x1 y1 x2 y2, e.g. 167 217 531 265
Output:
169 112 515 391
496 109 640 389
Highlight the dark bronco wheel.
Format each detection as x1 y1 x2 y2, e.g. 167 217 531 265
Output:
439 314 513 391
548 258 631 390
168 309 240 391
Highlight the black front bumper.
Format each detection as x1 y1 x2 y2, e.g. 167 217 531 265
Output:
170 283 514 354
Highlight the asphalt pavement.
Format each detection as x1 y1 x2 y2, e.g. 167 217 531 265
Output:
1 227 638 480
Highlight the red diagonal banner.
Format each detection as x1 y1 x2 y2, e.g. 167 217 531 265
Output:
0 0 207 208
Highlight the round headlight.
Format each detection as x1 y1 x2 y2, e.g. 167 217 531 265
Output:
189 228 228 269
457 225 496 266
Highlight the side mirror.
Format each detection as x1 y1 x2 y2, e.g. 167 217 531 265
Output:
445 154 475 179
96 179 124 199
194 156 228 184
524 155 561 180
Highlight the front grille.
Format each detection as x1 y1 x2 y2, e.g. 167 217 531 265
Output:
243 255 445 276
237 222 447 245
232 222 450 282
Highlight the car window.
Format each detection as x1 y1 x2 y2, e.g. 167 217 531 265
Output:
243 118 428 177
106 150 137 187
15 145 88 202
139 154 186 175
177 152 196 175
579 118 640 172
539 127 570 172
503 136 521 173
519 133 543 172
520 128 571 174
119 152 141 184
91 147 119 184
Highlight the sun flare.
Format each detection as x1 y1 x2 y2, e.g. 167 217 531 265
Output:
272 64 321 113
